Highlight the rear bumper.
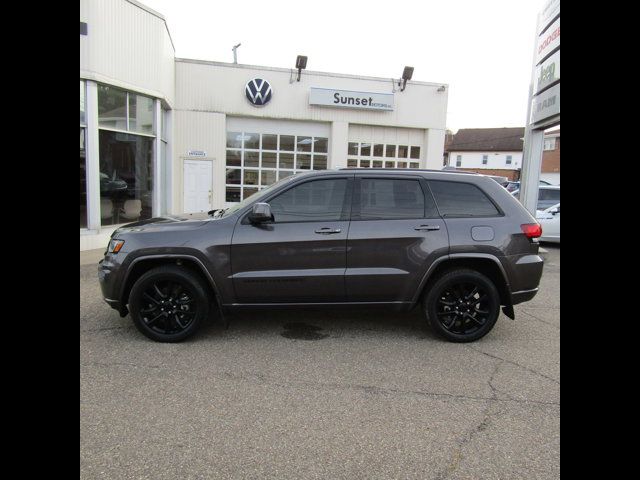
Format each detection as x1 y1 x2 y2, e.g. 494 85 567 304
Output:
511 287 539 305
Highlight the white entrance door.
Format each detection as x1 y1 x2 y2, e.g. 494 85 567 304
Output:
183 160 213 213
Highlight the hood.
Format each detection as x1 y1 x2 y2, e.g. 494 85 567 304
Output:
114 213 212 234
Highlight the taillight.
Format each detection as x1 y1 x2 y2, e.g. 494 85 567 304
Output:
521 223 542 239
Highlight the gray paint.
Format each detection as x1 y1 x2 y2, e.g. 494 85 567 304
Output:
99 169 543 315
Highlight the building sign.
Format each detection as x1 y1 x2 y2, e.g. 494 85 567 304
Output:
530 83 560 125
245 78 272 106
537 0 560 34
535 17 560 65
533 50 560 95
187 150 207 157
309 87 394 111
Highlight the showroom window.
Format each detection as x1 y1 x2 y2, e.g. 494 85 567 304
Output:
346 141 421 169
225 132 328 203
97 84 156 225
80 81 87 228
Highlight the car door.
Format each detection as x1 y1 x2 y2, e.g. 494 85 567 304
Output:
231 175 353 303
345 175 449 302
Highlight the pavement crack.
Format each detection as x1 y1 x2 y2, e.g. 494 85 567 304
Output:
435 362 502 480
468 346 559 385
519 309 559 329
80 361 559 407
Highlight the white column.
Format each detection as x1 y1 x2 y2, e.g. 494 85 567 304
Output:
153 100 162 216
329 121 349 169
163 109 173 215
423 128 445 170
85 81 101 230
520 128 544 215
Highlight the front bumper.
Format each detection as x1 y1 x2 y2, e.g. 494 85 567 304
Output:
98 252 129 315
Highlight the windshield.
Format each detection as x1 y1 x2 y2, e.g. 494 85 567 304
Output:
218 174 300 218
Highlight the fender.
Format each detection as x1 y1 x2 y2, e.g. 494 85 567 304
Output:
410 253 513 317
119 253 223 309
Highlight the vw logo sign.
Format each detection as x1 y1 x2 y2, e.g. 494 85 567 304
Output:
245 78 272 106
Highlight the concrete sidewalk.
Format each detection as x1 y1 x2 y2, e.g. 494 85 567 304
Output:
80 248 104 266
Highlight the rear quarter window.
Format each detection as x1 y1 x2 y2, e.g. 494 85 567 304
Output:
428 180 500 217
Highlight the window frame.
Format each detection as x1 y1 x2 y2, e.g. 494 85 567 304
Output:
240 175 354 225
350 174 439 221
427 180 504 218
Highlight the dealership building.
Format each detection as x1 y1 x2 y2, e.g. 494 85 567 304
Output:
80 0 449 250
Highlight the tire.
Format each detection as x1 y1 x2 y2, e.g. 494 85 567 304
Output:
129 265 210 342
423 269 500 343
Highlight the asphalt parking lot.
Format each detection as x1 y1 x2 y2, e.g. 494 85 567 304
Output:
81 245 559 479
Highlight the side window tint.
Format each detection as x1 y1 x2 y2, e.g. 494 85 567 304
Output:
360 179 434 220
269 178 348 223
429 181 500 217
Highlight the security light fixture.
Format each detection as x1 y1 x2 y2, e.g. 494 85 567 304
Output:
232 43 241 64
437 85 446 92
295 55 308 82
400 66 414 91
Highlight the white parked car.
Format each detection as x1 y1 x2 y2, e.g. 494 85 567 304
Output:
536 203 560 243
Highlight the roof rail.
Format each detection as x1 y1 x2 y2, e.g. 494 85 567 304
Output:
337 167 479 175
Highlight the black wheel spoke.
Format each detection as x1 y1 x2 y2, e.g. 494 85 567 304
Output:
145 313 164 325
137 279 199 335
434 280 494 336
143 293 159 305
154 284 167 299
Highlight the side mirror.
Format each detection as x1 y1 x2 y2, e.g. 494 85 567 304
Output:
248 202 274 224
550 206 560 215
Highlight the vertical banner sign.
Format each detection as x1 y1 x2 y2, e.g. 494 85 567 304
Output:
520 0 560 215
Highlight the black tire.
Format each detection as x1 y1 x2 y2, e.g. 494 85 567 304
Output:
129 265 210 342
423 269 500 343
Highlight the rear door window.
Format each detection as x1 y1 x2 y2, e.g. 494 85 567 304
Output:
428 180 500 217
358 178 436 220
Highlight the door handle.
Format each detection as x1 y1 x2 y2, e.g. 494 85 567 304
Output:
414 225 440 231
315 227 342 234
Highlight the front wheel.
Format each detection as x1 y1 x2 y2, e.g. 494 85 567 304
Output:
423 269 500 343
129 266 210 342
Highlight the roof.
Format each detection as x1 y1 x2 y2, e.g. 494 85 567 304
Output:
448 127 525 152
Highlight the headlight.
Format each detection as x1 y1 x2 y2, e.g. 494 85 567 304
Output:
107 239 125 253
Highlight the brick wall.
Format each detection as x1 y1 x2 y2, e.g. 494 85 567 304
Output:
542 137 560 173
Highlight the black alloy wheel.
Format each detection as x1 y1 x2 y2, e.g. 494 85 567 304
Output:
424 269 500 342
129 266 209 342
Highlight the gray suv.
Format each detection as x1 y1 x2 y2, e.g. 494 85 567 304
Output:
99 169 544 343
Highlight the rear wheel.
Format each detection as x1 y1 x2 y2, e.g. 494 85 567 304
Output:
423 269 500 343
129 266 209 342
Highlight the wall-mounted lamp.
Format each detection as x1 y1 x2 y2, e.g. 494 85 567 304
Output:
232 43 241 64
400 66 414 92
295 55 308 81
437 85 446 92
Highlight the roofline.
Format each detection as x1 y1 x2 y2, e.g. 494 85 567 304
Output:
338 168 478 175
175 58 447 87
125 0 175 52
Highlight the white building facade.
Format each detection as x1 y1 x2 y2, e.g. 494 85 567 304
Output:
80 0 448 251
448 151 522 171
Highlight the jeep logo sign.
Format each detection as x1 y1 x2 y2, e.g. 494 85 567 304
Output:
309 87 394 111
245 78 272 106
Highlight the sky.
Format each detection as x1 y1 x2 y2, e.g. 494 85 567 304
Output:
139 0 545 133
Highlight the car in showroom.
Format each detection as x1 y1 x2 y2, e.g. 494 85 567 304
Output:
511 184 560 211
99 168 544 343
536 203 560 243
